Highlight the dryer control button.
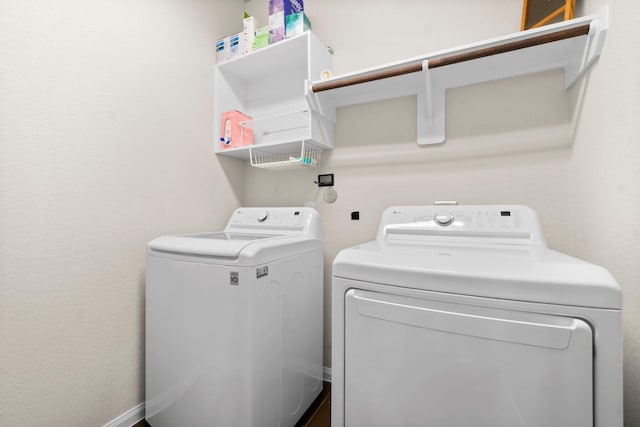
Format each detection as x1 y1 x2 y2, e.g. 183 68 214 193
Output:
434 213 454 226
257 210 269 222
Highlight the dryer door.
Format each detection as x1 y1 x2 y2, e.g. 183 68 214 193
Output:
344 289 593 427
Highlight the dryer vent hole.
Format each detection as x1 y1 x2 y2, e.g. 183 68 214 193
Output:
351 211 360 220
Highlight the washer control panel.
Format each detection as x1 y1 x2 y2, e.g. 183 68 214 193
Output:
378 205 545 246
225 207 322 238
229 208 306 227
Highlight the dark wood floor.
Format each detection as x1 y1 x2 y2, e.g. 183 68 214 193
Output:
296 381 331 427
134 381 331 427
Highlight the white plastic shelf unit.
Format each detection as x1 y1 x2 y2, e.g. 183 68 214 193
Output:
215 31 333 162
308 6 608 145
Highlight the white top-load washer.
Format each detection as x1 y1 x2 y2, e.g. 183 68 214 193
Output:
146 207 323 427
332 205 622 427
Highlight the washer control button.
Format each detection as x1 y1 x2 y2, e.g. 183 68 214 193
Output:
257 210 269 222
434 212 454 226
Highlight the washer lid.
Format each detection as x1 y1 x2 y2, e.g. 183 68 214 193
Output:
332 240 621 309
148 232 321 265
148 232 280 258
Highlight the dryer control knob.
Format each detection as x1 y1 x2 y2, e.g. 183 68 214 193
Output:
257 210 269 222
434 213 454 226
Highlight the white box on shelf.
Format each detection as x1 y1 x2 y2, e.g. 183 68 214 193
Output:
269 0 285 44
229 33 243 60
216 36 230 64
243 15 257 55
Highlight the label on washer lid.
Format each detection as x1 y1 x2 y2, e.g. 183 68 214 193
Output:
256 265 269 278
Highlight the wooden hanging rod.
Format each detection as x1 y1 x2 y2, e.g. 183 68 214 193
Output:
311 24 591 93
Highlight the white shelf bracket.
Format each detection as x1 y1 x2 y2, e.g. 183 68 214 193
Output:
423 59 433 128
566 5 609 87
417 59 446 145
584 6 609 71
305 78 336 124
304 78 317 112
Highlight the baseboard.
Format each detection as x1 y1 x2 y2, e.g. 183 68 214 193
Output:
323 366 332 382
102 402 145 427
104 368 330 426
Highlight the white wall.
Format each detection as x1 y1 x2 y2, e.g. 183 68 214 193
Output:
243 0 640 424
570 0 640 424
0 0 244 425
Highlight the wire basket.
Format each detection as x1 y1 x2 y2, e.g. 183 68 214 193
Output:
249 141 321 170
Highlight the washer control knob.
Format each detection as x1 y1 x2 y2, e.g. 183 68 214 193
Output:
257 210 269 222
434 212 454 226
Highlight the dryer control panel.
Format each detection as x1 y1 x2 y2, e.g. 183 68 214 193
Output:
378 205 546 246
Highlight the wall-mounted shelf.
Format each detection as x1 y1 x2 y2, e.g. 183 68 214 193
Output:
214 32 333 164
308 5 608 145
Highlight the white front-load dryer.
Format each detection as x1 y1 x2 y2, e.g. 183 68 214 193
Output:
145 207 323 427
332 205 622 427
